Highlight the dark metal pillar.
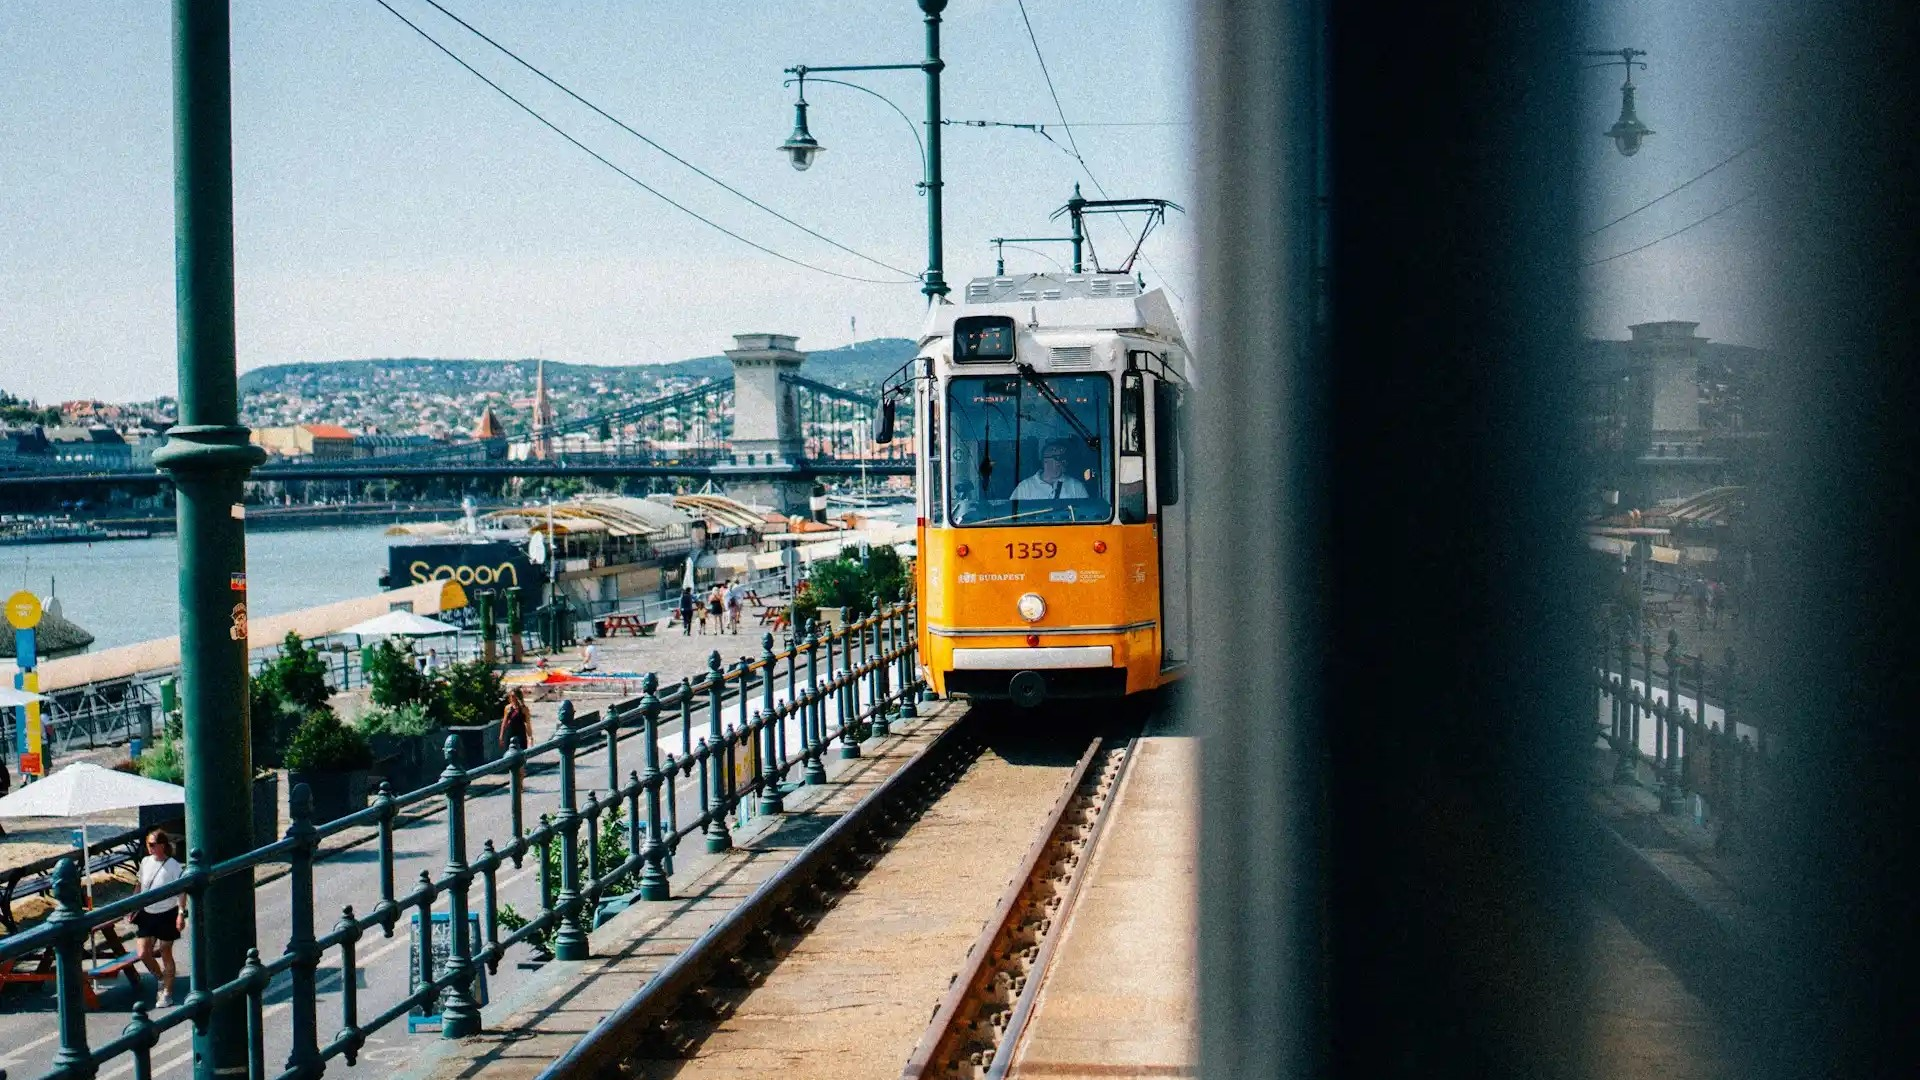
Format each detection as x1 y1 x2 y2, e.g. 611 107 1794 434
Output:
1191 0 1587 1075
919 0 947 299
154 5 266 1077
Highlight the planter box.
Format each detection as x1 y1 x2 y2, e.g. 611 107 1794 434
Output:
286 768 371 826
442 724 501 771
253 772 279 848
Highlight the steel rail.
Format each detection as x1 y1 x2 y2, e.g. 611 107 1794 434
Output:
899 736 1130 1080
537 708 982 1080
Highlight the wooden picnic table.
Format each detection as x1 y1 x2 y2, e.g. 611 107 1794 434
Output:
0 919 141 1008
593 612 657 638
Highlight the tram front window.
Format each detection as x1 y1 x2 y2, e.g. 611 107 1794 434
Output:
946 374 1112 525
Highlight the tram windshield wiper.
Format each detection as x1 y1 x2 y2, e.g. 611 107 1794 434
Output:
1013 361 1101 452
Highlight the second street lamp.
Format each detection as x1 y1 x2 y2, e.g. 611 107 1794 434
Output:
781 0 949 300
1582 47 1655 157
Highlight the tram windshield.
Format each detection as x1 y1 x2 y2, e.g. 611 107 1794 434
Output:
945 374 1112 525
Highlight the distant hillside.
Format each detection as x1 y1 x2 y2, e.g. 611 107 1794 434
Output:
238 338 917 397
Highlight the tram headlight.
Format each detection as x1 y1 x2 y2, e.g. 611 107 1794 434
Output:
1017 593 1047 623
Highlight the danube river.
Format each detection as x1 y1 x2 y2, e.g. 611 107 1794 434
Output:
2 525 418 651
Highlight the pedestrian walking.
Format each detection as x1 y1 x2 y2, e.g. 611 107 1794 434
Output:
499 687 533 777
679 586 696 636
1694 579 1709 629
1707 580 1724 629
725 579 745 635
131 828 187 1007
707 584 725 635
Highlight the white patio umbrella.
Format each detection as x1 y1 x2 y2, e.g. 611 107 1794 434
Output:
0 684 49 707
0 762 186 909
340 610 462 638
682 555 697 593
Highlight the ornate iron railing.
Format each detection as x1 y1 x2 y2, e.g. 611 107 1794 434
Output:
0 597 921 1080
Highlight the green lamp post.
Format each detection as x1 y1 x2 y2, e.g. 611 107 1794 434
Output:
1580 47 1655 157
152 3 267 1078
782 0 949 300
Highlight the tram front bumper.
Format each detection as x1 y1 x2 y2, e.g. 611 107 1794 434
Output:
942 646 1126 704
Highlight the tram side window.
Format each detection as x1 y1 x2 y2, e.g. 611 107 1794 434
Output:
926 395 945 526
1155 380 1183 506
1120 371 1149 523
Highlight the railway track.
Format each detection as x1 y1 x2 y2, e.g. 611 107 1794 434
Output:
537 707 1142 1080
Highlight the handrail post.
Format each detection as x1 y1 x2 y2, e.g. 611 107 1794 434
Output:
638 675 671 900
284 785 324 1071
437 735 481 1037
804 622 828 784
1660 631 1683 813
839 620 861 758
704 652 733 852
872 595 892 737
550 700 591 960
45 858 94 1076
895 592 918 719
1614 630 1637 783
759 636 785 813
678 677 694 760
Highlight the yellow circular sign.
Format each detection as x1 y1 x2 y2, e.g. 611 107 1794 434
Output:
5 590 43 630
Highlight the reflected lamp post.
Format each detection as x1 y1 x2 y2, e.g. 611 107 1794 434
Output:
780 0 949 300
1581 47 1655 157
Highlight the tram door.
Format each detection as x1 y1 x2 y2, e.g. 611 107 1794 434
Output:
1153 376 1192 667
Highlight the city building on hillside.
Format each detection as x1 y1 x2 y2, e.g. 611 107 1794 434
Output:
251 422 357 461
45 425 131 469
352 433 438 459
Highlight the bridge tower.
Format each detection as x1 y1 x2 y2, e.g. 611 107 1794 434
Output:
724 333 815 517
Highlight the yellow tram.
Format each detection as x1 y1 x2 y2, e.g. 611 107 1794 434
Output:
887 272 1192 706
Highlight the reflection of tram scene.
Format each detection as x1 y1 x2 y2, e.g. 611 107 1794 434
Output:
889 271 1192 706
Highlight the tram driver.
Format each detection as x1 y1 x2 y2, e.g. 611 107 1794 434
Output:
1011 439 1089 501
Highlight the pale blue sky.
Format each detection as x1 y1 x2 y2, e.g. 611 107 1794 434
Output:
2 1 1775 404
2 0 1193 401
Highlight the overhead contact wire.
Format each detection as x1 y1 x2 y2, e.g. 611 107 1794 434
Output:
371 0 912 286
414 0 918 280
1580 191 1757 266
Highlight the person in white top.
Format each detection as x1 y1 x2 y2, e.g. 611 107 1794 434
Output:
579 638 599 672
1010 440 1088 501
130 827 187 1007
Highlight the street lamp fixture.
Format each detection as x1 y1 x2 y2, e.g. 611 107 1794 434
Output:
780 0 950 299
1582 48 1654 157
779 83 824 171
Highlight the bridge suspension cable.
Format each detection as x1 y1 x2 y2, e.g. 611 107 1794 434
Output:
370 0 918 286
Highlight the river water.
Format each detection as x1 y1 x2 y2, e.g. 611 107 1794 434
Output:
2 525 419 652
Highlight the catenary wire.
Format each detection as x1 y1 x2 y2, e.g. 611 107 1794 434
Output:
1014 0 1186 303
371 0 914 286
1579 191 1756 266
411 0 918 280
1584 136 1766 238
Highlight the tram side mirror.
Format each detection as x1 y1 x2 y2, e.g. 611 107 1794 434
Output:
873 399 896 444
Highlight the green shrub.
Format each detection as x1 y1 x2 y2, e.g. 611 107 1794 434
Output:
136 738 185 785
364 639 452 725
496 812 641 957
440 659 506 728
268 631 334 712
789 544 912 626
282 708 374 773
354 701 433 738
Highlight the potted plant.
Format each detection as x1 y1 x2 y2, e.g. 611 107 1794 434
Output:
438 658 507 766
283 707 375 824
354 701 437 795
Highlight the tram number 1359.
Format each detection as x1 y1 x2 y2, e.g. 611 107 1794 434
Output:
1006 541 1058 559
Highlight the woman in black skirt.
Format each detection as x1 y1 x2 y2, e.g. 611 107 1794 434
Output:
130 827 187 1007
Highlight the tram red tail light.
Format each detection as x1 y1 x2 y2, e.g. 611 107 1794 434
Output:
956 544 970 557
1026 634 1039 647
1093 540 1107 553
